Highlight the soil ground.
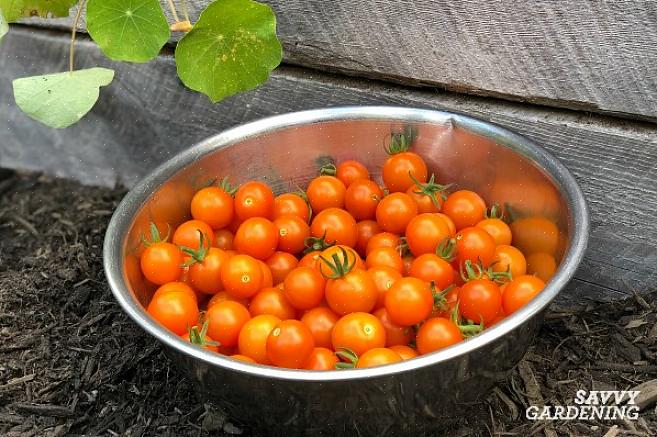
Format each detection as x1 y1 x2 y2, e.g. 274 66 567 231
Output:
0 171 656 436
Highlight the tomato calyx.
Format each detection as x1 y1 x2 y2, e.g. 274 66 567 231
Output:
335 347 358 369
431 282 456 312
179 230 211 266
294 188 313 222
396 237 411 257
186 320 220 348
384 126 417 155
319 163 337 176
303 232 335 254
450 303 484 338
319 247 356 279
141 222 171 247
410 172 451 207
460 260 511 284
436 238 457 262
217 176 238 197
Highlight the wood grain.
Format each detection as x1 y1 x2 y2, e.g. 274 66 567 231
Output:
15 0 657 120
2 27 657 304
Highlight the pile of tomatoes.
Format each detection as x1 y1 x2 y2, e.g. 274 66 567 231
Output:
139 135 558 370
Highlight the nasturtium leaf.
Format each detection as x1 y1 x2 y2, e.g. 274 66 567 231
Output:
13 67 115 129
86 0 170 63
175 0 282 103
0 10 8 40
0 0 77 22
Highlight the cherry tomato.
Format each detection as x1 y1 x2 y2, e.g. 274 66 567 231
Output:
266 251 299 284
318 245 362 277
214 229 234 250
510 217 559 256
416 317 463 354
188 247 229 294
153 282 197 304
298 250 321 269
283 267 326 310
458 279 502 325
390 345 419 360
355 220 381 257
376 193 418 234
267 320 315 368
310 208 358 248
190 186 234 230
455 226 496 267
356 348 402 368
205 300 251 347
231 354 256 363
492 245 527 279
365 247 404 273
336 160 369 187
207 290 249 308
332 312 386 356
402 254 414 276
408 254 455 290
249 287 297 320
141 242 183 285
432 286 459 318
273 214 310 254
227 214 242 234
526 252 557 282
367 266 403 309
476 218 512 246
273 193 310 223
406 183 443 214
258 260 274 288
373 308 413 347
384 277 433 326
220 254 263 298
173 220 215 251
442 190 486 231
147 290 199 335
234 217 278 260
344 179 383 220
366 232 401 256
405 213 451 256
382 152 428 193
301 307 339 349
238 314 281 364
235 181 274 220
435 213 456 236
325 269 378 315
502 275 545 315
303 347 339 370
306 175 346 213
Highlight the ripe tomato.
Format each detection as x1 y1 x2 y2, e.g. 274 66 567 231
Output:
231 354 256 363
190 186 234 230
303 347 339 370
382 152 428 193
355 220 381 257
365 247 403 273
153 282 197 304
336 160 369 187
258 260 274 288
405 174 447 214
402 254 414 276
141 242 183 285
147 290 199 335
458 279 502 325
325 269 378 315
405 213 451 256
207 290 248 308
332 312 386 356
526 252 557 282
455 226 496 267
306 175 346 213
373 308 413 347
442 190 486 231
298 250 321 269
249 287 297 320
389 345 418 360
310 208 358 248
188 247 229 294
416 317 463 354
492 245 527 279
502 275 545 315
366 232 401 256
266 320 315 368
220 254 263 298
376 193 418 234
273 214 309 254
476 218 512 246
283 267 326 310
213 229 234 250
301 307 339 349
367 266 402 309
356 348 402 368
273 193 310 222
510 217 559 256
384 277 433 326
408 254 455 290
238 314 281 364
234 217 278 260
435 213 456 236
344 179 383 220
317 245 362 277
265 251 299 284
235 181 274 220
173 220 215 251
205 300 251 347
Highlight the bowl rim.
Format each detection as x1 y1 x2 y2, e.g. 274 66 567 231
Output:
103 106 589 382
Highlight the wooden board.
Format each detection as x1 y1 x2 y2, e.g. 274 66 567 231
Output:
2 27 657 305
17 0 657 121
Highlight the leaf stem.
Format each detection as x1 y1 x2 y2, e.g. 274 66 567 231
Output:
166 0 181 22
181 0 190 22
69 0 87 73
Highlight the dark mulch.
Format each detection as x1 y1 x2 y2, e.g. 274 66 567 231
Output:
0 171 655 436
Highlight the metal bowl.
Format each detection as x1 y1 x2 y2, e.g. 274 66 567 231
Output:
104 107 588 435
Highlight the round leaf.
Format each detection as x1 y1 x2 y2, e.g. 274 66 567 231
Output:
13 67 115 129
0 0 77 22
87 0 170 63
175 0 282 103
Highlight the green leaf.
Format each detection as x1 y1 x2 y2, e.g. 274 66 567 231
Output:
13 67 115 128
86 0 170 63
0 0 77 22
175 0 282 103
0 10 8 40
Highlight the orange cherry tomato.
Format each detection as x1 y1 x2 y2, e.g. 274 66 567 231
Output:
234 217 278 260
510 217 559 256
408 254 455 290
435 213 456 236
336 160 369 187
266 320 315 368
373 308 413 347
458 279 502 325
234 181 274 220
147 290 199 335
356 348 402 368
376 193 418 234
188 247 229 294
298 250 321 269
153 282 197 304
306 175 346 213
526 252 557 282
365 232 401 256
273 214 310 254
405 213 451 257
442 190 486 231
207 291 249 308
214 229 234 250
173 220 215 251
492 245 527 279
365 247 404 273
382 152 428 193
226 214 242 234
283 267 326 310
205 300 251 348
416 317 463 354
325 269 378 315
332 312 386 356
238 314 281 364
455 226 496 267
258 260 274 288
390 345 419 360
141 242 183 285
317 245 361 277
476 218 512 246
384 277 433 326
344 179 383 220
303 347 339 370
230 354 256 363
220 254 263 298
301 307 339 349
190 186 234 230
502 275 545 315
355 220 381 257
273 193 310 223
265 251 299 284
368 266 403 310
249 287 297 320
405 184 443 214
310 208 358 248
402 254 414 276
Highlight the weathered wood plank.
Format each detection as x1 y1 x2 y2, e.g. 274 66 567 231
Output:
15 0 657 121
1 27 656 305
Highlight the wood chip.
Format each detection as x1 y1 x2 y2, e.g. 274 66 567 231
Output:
630 379 657 410
0 374 35 392
602 425 619 437
625 319 648 329
11 403 75 418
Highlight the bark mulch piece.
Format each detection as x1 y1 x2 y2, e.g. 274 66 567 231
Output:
0 171 655 436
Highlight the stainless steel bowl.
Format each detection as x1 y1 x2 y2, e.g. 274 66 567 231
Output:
104 107 588 435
